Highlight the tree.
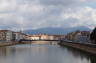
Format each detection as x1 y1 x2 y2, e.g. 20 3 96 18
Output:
90 27 96 44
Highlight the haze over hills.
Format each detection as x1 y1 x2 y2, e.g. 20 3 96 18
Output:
24 26 91 35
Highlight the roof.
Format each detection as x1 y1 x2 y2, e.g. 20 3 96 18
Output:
0 30 13 32
14 32 27 35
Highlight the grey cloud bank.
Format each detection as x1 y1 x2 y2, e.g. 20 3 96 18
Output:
0 0 95 30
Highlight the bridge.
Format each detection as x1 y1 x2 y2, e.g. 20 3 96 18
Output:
19 39 61 44
19 39 61 42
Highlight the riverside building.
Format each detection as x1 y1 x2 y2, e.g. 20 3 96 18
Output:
0 30 13 42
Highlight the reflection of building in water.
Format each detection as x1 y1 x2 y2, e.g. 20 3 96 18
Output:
0 47 7 56
32 41 58 45
0 47 16 57
65 47 92 63
6 47 16 56
90 56 96 63
31 45 48 53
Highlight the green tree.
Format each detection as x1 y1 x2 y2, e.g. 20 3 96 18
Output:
90 27 96 44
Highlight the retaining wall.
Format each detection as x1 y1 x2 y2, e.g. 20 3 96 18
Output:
0 42 19 47
59 41 96 55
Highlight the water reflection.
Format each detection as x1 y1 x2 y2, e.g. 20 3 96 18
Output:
60 46 96 63
0 42 95 63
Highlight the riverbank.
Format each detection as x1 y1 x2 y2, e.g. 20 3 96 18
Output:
59 42 96 55
0 42 19 47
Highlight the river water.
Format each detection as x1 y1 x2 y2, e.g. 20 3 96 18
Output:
0 41 96 63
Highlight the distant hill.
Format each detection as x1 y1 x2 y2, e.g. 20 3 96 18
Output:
23 26 91 35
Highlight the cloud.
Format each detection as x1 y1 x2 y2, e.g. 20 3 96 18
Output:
0 0 95 30
0 0 16 12
61 7 96 28
39 0 84 6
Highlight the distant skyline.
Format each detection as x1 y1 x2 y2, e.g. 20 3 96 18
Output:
0 0 96 31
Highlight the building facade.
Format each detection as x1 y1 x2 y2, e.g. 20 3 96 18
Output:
0 30 13 42
29 36 40 40
28 34 65 40
13 32 27 41
66 30 91 43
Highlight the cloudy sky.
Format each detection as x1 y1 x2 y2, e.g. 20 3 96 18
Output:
0 0 96 30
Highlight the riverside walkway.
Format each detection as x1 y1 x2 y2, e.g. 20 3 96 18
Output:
59 41 96 55
0 42 18 47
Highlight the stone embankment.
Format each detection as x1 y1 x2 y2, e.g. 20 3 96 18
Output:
0 42 19 47
59 41 96 55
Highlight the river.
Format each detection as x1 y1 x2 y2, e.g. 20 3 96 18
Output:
0 41 95 63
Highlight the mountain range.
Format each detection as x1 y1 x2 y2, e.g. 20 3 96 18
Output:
23 26 91 35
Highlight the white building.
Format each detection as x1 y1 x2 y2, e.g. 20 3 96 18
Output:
74 33 90 43
6 30 13 41
13 32 21 41
30 36 40 40
28 35 41 40
13 32 27 41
